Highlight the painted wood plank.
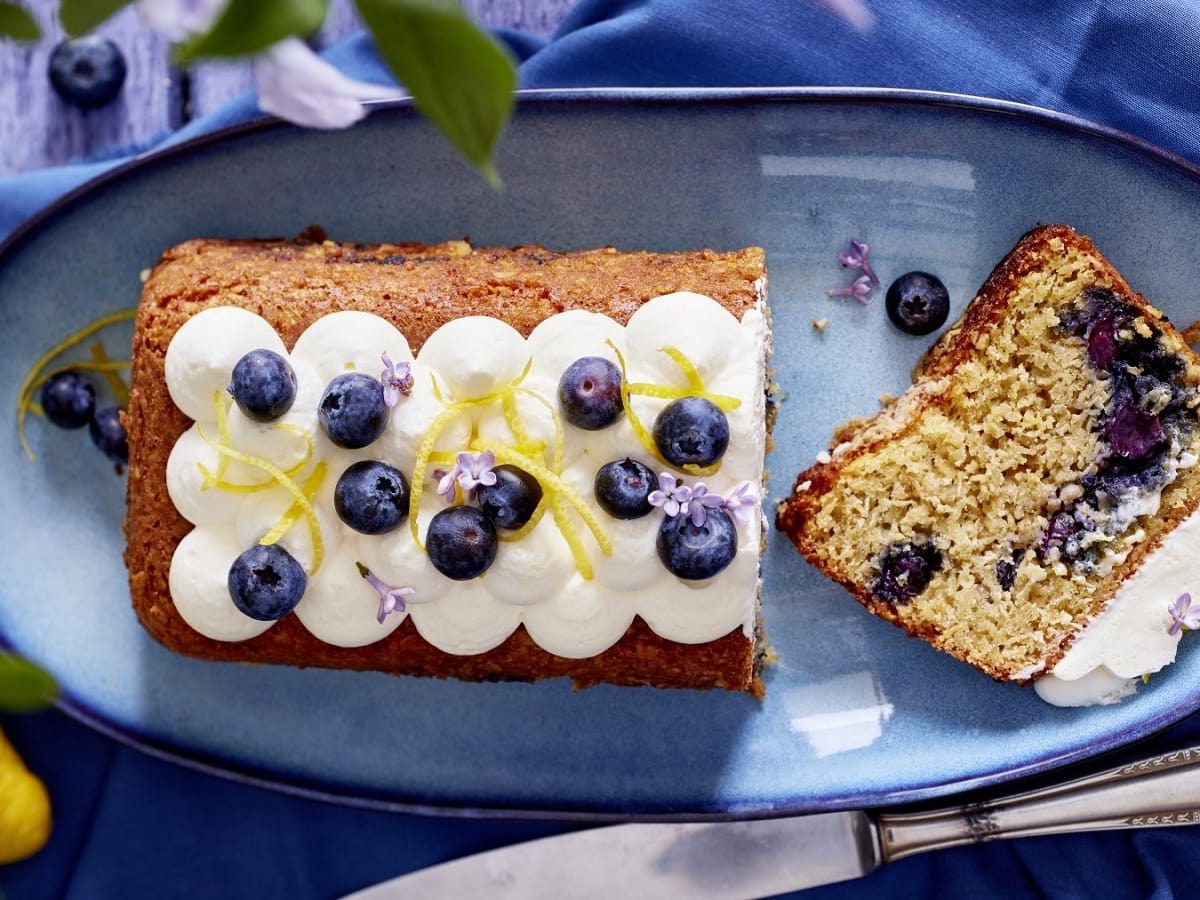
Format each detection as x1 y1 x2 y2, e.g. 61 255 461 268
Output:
0 2 179 175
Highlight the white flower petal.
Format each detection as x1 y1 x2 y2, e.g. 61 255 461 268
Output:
254 38 401 130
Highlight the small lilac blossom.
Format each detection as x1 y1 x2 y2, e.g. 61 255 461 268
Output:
722 481 760 527
437 451 497 503
836 239 880 285
1168 592 1200 636
648 473 693 518
827 274 874 305
356 562 415 625
380 352 414 407
686 482 727 526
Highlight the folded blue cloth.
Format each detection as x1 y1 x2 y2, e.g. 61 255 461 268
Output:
4 1 1200 897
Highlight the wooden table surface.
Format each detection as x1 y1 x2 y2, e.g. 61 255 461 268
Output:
0 0 574 176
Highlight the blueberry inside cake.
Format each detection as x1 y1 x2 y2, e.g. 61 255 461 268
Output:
777 225 1200 704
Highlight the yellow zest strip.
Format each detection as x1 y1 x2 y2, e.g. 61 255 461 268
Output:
196 425 325 575
16 308 137 460
550 494 593 579
624 381 741 412
605 340 727 477
90 341 130 407
197 423 313 494
658 346 705 392
409 405 476 548
516 388 564 474
498 497 548 543
260 462 327 546
17 359 131 459
502 390 530 445
488 443 612 559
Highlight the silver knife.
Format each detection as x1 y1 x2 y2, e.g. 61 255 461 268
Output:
344 744 1200 899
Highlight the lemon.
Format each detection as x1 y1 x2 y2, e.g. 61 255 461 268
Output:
0 726 51 864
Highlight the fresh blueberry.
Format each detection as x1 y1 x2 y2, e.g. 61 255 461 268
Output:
229 349 297 422
319 373 388 449
334 460 409 535
557 357 623 430
227 544 307 621
40 370 95 429
476 465 542 529
594 457 656 519
656 507 738 580
48 37 127 110
426 506 498 580
872 540 943 604
653 397 729 468
89 407 128 464
885 272 951 336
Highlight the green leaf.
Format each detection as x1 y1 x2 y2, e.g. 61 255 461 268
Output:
0 655 57 713
59 0 132 37
177 0 328 63
0 2 39 42
355 0 516 187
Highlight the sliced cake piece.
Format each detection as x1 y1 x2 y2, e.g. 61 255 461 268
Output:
777 225 1200 704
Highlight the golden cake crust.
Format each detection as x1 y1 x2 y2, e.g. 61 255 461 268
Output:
776 225 1200 681
124 236 767 695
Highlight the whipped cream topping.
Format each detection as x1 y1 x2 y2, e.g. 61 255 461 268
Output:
163 294 767 657
1035 501 1200 706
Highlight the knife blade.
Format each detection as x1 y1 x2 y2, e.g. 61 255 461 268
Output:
344 742 1200 900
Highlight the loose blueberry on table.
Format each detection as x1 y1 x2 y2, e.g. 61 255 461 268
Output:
885 272 951 336
475 465 542 529
334 460 410 535
319 372 389 449
40 371 95 430
558 356 624 430
653 396 730 468
227 544 307 621
228 349 297 422
89 407 128 464
47 37 128 110
594 457 656 519
426 506 499 580
657 506 738 580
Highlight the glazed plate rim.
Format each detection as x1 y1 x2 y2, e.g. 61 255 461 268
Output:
4 86 1200 821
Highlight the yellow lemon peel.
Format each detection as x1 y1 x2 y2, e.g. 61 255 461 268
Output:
260 461 327 546
196 425 324 575
197 419 313 494
16 307 136 460
90 341 131 406
606 340 736 476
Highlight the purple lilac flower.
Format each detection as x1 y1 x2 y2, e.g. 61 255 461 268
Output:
1168 592 1200 636
648 473 693 518
827 274 874 305
356 562 415 624
685 482 728 526
436 450 497 503
836 239 880 285
722 481 760 527
380 352 414 407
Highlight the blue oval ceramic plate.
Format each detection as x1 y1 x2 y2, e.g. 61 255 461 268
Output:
4 88 1200 820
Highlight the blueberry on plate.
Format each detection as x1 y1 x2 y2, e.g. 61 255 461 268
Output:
594 457 656 519
48 37 127 110
228 544 307 621
229 349 297 422
653 397 729 468
885 272 951 336
476 465 542 529
334 460 410 535
89 407 128 464
319 373 388 449
40 370 95 429
656 507 738 580
558 356 623 430
426 506 498 580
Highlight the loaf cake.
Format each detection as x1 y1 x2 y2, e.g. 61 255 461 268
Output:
777 225 1200 705
125 237 770 695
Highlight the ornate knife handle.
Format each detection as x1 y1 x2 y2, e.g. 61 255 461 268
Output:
877 746 1200 862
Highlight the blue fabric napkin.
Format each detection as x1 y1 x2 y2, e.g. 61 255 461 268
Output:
5 1 1200 897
